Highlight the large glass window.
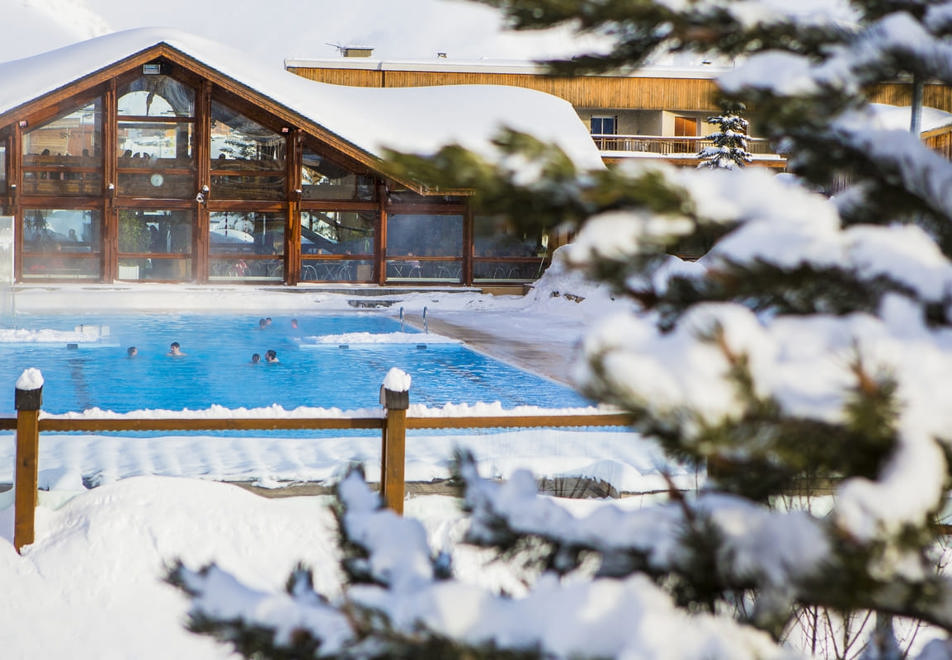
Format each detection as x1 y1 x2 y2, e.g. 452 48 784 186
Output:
300 210 376 282
208 211 284 281
210 102 285 200
385 214 462 282
117 76 195 199
118 75 195 118
301 149 374 201
473 215 546 282
22 99 103 196
21 208 101 280
117 209 193 281
301 210 375 256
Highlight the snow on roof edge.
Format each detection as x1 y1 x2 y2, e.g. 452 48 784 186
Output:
0 27 604 173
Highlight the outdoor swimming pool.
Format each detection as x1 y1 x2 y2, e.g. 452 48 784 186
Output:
0 313 590 414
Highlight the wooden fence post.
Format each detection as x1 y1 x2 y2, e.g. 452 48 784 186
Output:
14 373 43 554
380 381 409 515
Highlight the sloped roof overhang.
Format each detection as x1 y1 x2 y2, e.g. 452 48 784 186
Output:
0 41 450 196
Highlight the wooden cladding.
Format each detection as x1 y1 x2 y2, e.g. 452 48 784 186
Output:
288 67 721 111
869 82 952 113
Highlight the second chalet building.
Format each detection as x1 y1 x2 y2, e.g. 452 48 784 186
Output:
0 28 602 286
286 49 952 167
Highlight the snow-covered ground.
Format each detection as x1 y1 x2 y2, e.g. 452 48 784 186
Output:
0 256 685 659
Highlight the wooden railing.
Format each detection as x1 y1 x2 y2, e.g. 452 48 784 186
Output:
9 379 634 553
591 134 778 156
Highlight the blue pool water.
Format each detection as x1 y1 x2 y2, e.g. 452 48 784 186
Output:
0 313 590 415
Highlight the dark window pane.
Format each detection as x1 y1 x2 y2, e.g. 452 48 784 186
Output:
0 145 6 193
118 75 195 118
209 211 284 255
210 102 285 170
301 210 375 256
386 214 462 257
301 150 374 200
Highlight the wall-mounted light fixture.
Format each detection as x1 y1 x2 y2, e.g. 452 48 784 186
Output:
17 120 27 128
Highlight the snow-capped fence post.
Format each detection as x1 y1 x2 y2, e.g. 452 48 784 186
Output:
14 368 43 554
380 368 410 515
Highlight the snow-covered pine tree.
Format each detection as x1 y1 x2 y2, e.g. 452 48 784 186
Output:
169 1 952 657
697 104 752 169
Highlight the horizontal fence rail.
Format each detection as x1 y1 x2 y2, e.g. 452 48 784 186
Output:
591 134 777 156
7 379 635 553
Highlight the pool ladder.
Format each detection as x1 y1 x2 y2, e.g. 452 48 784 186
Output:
400 306 428 334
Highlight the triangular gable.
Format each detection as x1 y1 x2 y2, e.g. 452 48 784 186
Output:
0 28 603 194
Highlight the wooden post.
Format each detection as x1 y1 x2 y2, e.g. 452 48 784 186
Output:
380 383 409 515
14 379 42 554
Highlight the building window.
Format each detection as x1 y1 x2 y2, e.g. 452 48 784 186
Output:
473 215 545 282
301 149 375 201
590 116 616 135
300 209 376 282
385 214 462 282
21 99 103 197
117 209 193 281
210 101 286 201
208 211 284 281
117 75 196 198
20 208 102 280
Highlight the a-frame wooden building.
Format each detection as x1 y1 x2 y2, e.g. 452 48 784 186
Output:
0 29 600 286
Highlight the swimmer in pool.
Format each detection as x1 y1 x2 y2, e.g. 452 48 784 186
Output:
168 342 186 356
127 346 137 357
265 349 278 363
251 353 260 364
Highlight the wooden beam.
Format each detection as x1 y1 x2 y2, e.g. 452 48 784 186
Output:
13 383 42 554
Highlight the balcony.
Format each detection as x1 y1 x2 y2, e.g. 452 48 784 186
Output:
591 134 787 168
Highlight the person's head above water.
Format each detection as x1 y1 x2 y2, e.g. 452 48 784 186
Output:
127 346 137 357
251 353 260 364
168 342 185 356
265 349 278 363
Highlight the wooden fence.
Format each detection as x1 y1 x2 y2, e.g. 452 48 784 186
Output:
8 381 634 553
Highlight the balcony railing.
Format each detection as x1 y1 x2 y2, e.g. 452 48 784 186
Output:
591 134 779 157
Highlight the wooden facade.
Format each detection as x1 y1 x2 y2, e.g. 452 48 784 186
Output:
290 62 952 170
0 45 548 286
287 65 723 112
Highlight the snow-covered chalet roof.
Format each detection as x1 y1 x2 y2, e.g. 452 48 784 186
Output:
0 27 604 177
